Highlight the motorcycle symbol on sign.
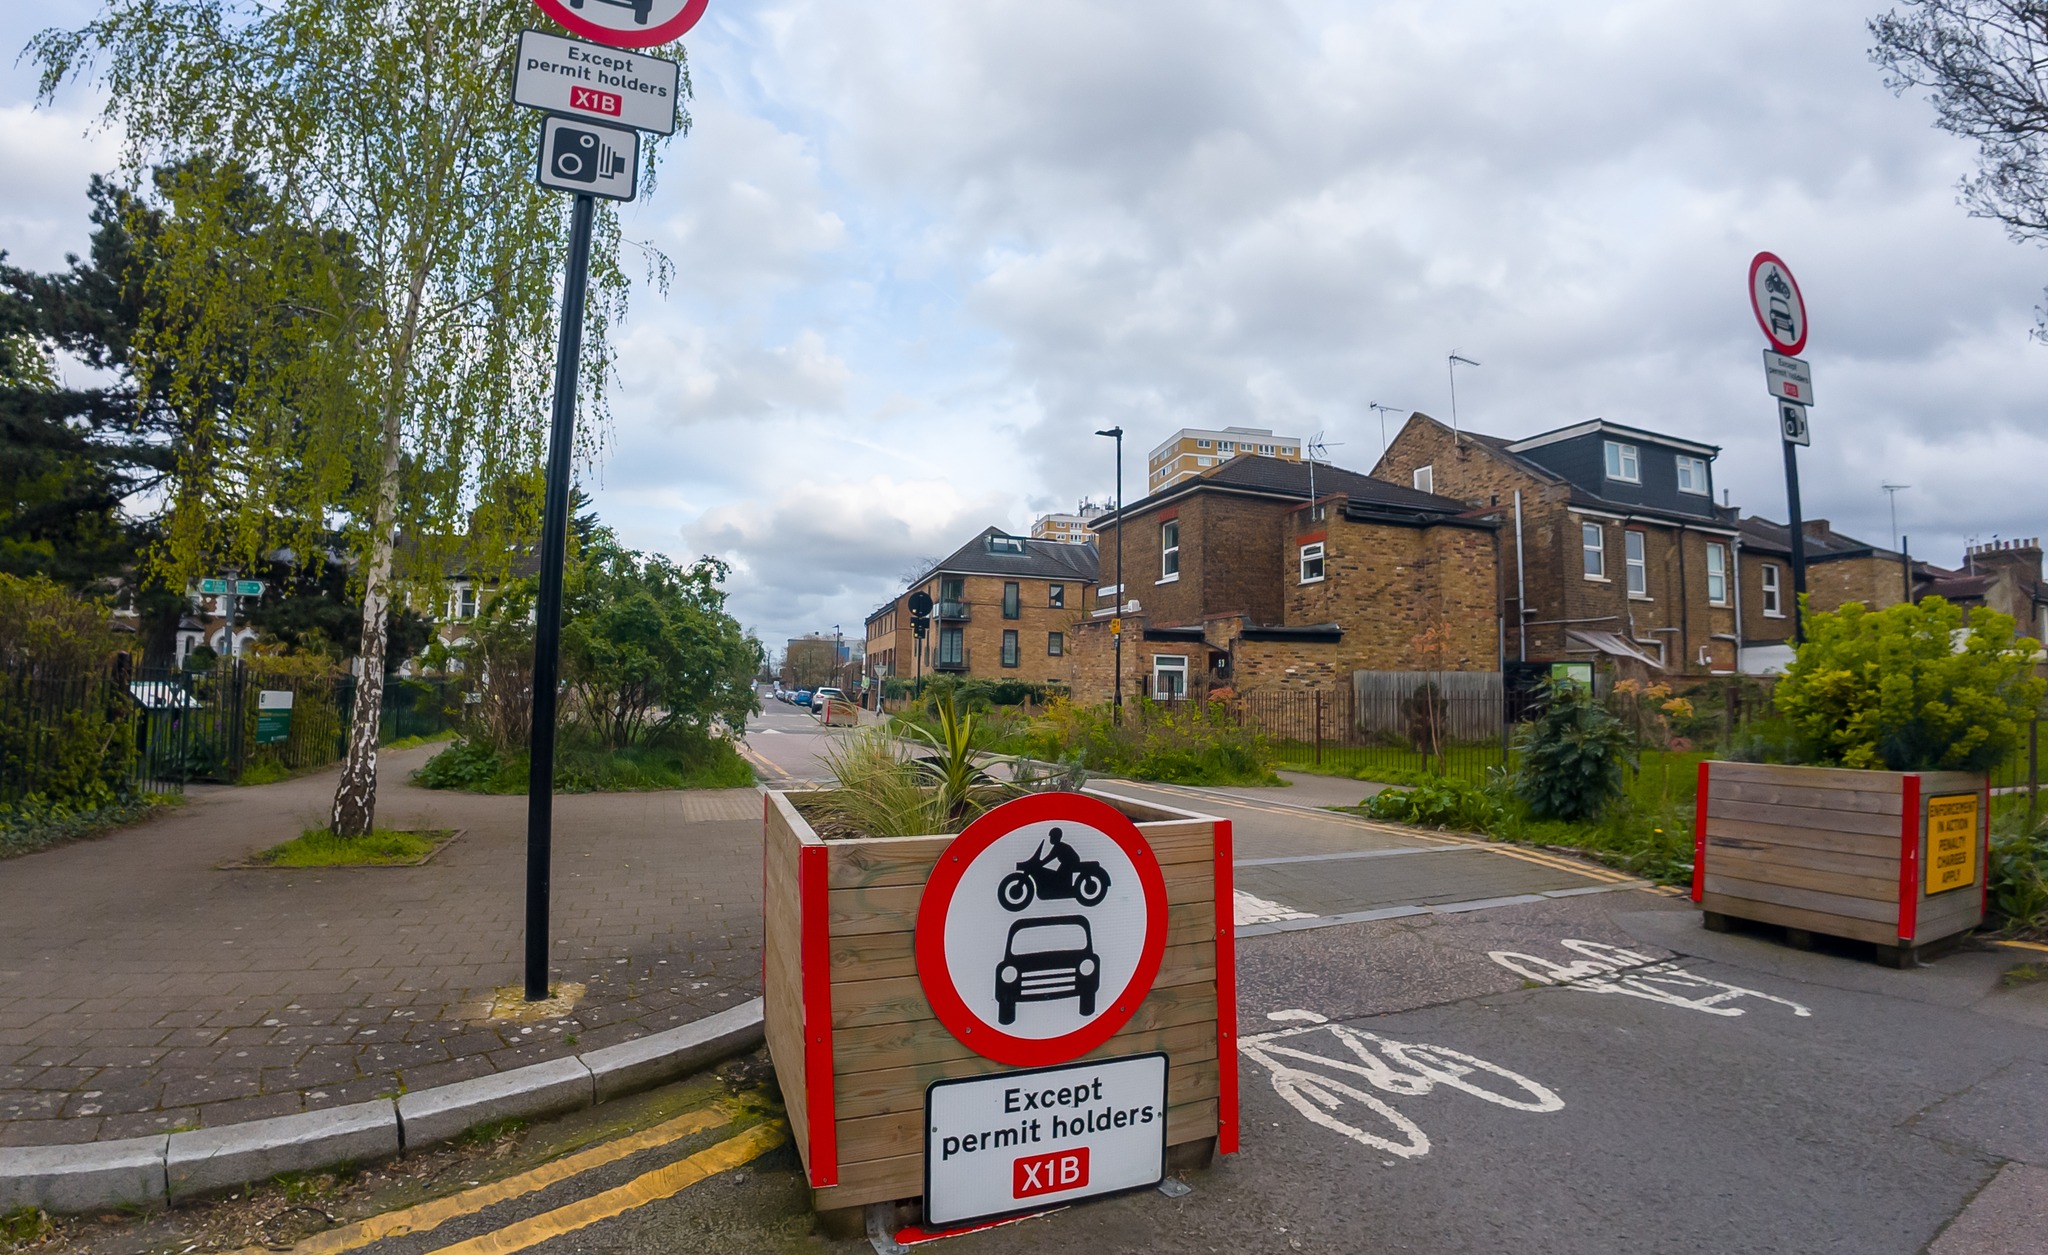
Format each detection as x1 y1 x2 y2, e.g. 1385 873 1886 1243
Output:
997 827 1111 910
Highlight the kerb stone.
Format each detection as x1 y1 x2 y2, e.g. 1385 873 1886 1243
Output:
397 1056 594 1149
0 1135 168 1213
166 1100 399 1201
581 997 765 1103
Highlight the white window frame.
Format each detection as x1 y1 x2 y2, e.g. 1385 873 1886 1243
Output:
1160 519 1180 581
1299 541 1326 584
1582 522 1606 580
1676 455 1709 495
1412 465 1434 494
1605 440 1641 484
1761 563 1784 617
1152 654 1189 700
1625 530 1649 597
1196 438 1211 449
1705 543 1728 605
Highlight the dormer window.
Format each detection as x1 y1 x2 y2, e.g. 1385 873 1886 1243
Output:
1412 465 1434 494
1676 455 1709 495
987 534 1026 554
1604 440 1640 484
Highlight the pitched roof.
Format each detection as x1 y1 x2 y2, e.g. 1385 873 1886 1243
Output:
1738 516 1897 562
927 527 1100 583
1097 452 1479 526
1421 415 1736 529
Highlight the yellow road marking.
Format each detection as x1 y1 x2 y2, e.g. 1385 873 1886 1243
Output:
740 742 788 777
420 1121 787 1255
1996 939 2048 954
236 1105 735 1255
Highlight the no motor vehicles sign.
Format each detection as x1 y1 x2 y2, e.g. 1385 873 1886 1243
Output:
914 793 1168 1068
531 0 708 50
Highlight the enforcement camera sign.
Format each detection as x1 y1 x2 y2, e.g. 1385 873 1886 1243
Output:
1925 793 1980 895
914 793 1168 1068
925 1054 1167 1228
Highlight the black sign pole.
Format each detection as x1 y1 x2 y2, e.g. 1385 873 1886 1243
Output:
1781 435 1808 645
526 190 596 1002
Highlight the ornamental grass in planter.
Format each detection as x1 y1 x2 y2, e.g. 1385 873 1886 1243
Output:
1694 597 2045 963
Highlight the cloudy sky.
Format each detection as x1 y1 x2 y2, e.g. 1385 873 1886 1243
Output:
5 0 2044 651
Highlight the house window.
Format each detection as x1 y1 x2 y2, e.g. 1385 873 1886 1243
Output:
1412 465 1434 494
451 584 476 620
1160 520 1180 579
1604 440 1640 483
1003 581 1020 619
1196 439 1211 449
988 534 1026 554
1048 583 1064 609
1676 455 1709 495
1048 631 1064 656
1582 522 1606 579
1299 542 1326 584
1761 563 1784 617
938 627 965 665
1152 654 1189 700
1218 441 1234 452
1625 531 1648 596
1001 630 1020 668
1706 543 1728 604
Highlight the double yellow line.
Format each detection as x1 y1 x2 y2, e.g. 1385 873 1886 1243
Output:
241 1104 784 1255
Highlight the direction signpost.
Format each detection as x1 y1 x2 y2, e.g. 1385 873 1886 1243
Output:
517 0 703 1002
1749 251 1813 642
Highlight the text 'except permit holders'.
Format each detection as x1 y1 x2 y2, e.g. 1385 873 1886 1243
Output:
513 28 679 135
924 1053 1167 1228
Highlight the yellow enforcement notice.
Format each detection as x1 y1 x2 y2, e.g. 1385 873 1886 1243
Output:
1925 793 1979 895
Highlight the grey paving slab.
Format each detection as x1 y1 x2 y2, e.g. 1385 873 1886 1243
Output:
0 741 766 1147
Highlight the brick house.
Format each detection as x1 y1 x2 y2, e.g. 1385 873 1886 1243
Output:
1373 413 1740 678
865 528 1098 687
1067 454 1499 703
1918 538 2048 645
1730 517 1912 673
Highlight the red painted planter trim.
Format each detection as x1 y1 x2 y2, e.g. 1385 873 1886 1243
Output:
1214 817 1239 1155
1691 761 1710 904
1898 775 1921 943
798 842 838 1185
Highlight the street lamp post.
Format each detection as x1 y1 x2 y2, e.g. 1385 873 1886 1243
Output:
1095 427 1124 714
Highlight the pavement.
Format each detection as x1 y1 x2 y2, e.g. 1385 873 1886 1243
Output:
0 741 766 1149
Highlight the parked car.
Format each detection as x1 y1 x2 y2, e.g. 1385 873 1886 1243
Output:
794 690 813 707
812 686 846 713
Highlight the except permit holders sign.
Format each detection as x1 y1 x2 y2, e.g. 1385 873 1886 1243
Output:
536 115 640 201
924 1053 1166 1228
514 29 679 135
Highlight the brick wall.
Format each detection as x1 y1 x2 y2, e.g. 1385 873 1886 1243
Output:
1807 554 1912 614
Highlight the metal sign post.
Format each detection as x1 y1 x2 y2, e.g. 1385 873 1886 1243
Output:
1750 252 1813 643
517 2 701 1002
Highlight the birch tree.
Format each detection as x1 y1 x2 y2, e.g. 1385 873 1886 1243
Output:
33 0 684 835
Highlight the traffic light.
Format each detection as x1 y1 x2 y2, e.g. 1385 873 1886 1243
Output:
908 590 932 641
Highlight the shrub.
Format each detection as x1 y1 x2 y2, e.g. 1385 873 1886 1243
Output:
1365 775 1505 830
1774 596 2045 772
1513 677 1634 822
1990 804 2048 935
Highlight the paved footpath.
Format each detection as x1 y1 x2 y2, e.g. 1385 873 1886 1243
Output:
0 744 765 1147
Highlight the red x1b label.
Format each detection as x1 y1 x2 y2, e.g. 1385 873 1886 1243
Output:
1013 1148 1088 1199
570 87 623 117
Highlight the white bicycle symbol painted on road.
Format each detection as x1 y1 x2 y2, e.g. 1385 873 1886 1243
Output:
1238 1011 1564 1160
1488 939 1813 1018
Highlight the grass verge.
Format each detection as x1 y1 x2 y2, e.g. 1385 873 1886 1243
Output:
247 827 456 867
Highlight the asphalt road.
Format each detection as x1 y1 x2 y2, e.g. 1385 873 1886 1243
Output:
57 760 2048 1255
740 698 854 784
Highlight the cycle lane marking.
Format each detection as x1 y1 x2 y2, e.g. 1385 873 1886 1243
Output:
1239 1010 1565 1161
1488 939 1814 1019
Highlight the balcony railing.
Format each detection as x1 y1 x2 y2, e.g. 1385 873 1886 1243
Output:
933 648 971 672
936 600 971 621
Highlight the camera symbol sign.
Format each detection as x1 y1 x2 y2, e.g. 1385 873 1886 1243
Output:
914 793 1168 1067
535 115 639 201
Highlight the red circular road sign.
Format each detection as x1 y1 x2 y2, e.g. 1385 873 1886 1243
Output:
915 792 1169 1068
532 0 708 49
1749 251 1808 357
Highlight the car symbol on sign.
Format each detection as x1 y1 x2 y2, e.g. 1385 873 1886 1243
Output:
569 0 655 24
995 915 1100 1025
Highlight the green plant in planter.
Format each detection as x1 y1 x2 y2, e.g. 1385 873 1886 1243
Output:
906 695 998 823
1513 677 1635 822
1774 596 2045 772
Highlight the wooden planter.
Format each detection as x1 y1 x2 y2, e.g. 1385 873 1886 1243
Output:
1691 761 1989 963
762 787 1234 1215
